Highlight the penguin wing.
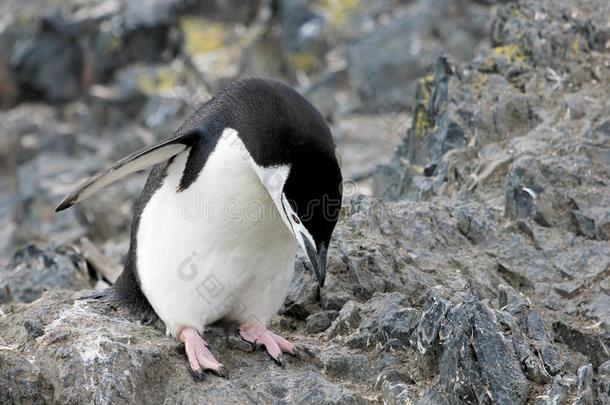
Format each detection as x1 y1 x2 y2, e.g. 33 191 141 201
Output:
55 129 202 212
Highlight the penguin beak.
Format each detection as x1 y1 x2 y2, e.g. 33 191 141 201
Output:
301 234 327 288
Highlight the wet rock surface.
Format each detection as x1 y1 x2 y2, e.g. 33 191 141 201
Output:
1 0 609 403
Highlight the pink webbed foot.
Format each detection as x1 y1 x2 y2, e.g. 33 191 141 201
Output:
179 326 225 380
238 324 297 367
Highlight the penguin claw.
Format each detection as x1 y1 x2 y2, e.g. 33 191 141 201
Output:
289 346 301 359
236 329 262 352
273 354 285 368
188 363 227 381
237 324 296 368
180 326 224 380
213 365 229 379
189 368 206 382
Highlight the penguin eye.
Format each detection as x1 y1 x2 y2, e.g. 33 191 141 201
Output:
292 214 301 224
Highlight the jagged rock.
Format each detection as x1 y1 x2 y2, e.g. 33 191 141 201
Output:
0 291 369 404
410 295 449 355
573 364 595 405
277 0 328 76
348 0 491 113
598 360 610 404
553 321 610 368
327 292 419 349
435 300 531 404
0 244 91 304
306 310 338 334
0 0 263 106
534 375 573 405
1 0 610 403
11 19 83 103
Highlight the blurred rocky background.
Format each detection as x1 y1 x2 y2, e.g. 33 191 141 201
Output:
1 0 609 404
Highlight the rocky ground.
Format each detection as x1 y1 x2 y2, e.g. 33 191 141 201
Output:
1 0 609 404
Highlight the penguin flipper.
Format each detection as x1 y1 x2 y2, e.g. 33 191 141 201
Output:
55 129 202 211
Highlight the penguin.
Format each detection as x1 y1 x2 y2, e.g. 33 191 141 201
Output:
56 78 343 378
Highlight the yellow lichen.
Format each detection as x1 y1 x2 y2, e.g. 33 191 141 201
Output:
180 17 226 55
484 44 527 70
418 75 434 104
136 66 179 96
413 75 435 138
15 14 32 27
471 73 488 99
290 51 317 71
571 38 580 55
493 44 526 63
320 0 361 28
414 107 429 139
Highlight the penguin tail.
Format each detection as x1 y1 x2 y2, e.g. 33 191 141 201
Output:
76 285 160 326
55 129 203 212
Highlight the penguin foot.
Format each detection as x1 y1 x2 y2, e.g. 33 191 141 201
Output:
179 326 225 379
237 324 296 366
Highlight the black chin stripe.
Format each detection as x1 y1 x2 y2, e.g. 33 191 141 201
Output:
280 194 296 236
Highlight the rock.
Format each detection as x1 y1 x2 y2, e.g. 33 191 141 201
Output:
327 292 419 349
470 303 530 404
381 380 414 405
598 360 610 404
281 257 319 320
0 349 55 404
415 389 461 405
11 19 83 103
1 0 610 402
277 0 328 76
411 295 450 355
553 321 610 368
306 310 338 334
0 291 369 404
0 0 263 106
573 364 595 405
348 0 491 113
0 244 92 304
331 112 409 182
436 300 530 404
534 375 573 405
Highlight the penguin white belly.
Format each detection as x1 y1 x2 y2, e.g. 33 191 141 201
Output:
136 130 297 337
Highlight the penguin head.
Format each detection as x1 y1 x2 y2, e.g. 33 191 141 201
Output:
219 78 344 287
253 150 342 288
284 152 342 288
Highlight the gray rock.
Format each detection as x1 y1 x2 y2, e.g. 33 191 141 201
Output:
553 321 610 368
0 291 369 404
306 310 338 334
598 360 610 404
11 20 83 103
281 257 319 320
436 300 530 404
1 0 610 403
534 375 573 405
0 350 55 405
348 0 491 113
411 295 450 354
573 364 595 405
0 244 92 304
471 303 530 404
381 380 414 405
328 292 419 349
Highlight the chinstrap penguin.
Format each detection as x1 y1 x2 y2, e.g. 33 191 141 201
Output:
56 78 343 378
